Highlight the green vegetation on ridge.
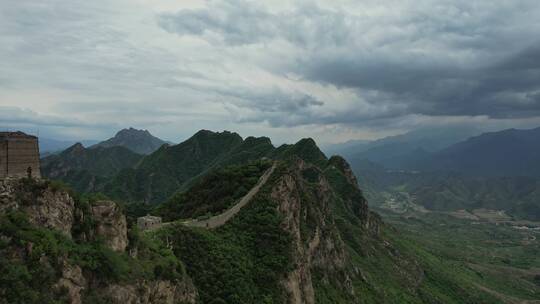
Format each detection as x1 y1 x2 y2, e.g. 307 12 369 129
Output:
156 160 272 221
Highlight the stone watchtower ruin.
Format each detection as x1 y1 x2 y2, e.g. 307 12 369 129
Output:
0 131 41 179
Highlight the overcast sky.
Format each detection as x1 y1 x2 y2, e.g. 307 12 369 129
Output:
1 0 540 144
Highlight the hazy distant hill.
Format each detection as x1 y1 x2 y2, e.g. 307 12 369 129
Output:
91 127 168 155
41 143 143 193
339 126 540 178
325 127 481 166
415 127 540 177
39 138 98 154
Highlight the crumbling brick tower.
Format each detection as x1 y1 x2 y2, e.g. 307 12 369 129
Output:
0 131 41 179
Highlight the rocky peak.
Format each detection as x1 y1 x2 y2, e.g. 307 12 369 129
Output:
328 155 359 187
116 127 151 137
91 128 167 155
243 136 272 146
190 129 243 142
65 143 86 155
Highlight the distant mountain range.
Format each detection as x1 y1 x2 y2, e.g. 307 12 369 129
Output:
415 127 540 177
39 138 99 154
330 126 540 178
324 126 540 221
323 126 481 160
41 129 330 204
41 143 144 193
41 126 540 220
39 127 170 155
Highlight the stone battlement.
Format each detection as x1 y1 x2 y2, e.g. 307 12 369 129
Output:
137 215 162 231
0 131 41 179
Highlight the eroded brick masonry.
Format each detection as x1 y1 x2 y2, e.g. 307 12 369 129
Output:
0 131 41 178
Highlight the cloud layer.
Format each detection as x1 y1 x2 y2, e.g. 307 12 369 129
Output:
1 0 540 143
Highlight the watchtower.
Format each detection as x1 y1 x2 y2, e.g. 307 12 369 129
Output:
0 131 41 179
137 215 162 231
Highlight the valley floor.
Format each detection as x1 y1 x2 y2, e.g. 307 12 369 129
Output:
377 207 540 303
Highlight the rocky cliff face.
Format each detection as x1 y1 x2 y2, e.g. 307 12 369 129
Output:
105 279 198 304
271 159 360 304
54 262 198 304
91 200 128 252
0 178 75 237
55 261 87 304
0 177 198 304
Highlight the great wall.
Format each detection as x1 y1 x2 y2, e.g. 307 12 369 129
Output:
140 162 277 231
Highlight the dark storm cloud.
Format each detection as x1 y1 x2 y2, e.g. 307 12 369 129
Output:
158 0 540 123
299 42 540 119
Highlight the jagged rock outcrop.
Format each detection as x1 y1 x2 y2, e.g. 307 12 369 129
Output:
0 178 75 237
55 261 87 304
271 159 354 304
0 177 199 303
53 261 198 304
91 200 128 252
105 279 198 304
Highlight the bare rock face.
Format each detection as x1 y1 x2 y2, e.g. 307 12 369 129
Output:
55 261 87 304
0 178 19 212
271 159 353 304
25 186 75 238
91 200 128 252
105 279 198 304
0 178 75 238
0 178 200 303
52 262 198 304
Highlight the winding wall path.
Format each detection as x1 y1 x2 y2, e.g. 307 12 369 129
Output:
181 163 276 229
146 162 276 232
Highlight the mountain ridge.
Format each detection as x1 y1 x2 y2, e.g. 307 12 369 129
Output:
29 128 521 303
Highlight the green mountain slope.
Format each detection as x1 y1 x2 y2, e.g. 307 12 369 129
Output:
0 178 197 304
145 143 506 303
4 133 528 303
103 131 334 205
41 143 143 193
103 130 267 204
